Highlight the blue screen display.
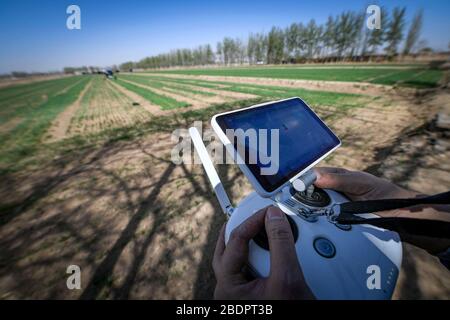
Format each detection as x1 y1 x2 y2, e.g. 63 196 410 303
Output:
216 98 340 192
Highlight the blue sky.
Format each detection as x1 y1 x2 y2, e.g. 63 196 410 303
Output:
0 0 449 73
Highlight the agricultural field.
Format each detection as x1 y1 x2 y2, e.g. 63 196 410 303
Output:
0 65 449 299
149 64 443 88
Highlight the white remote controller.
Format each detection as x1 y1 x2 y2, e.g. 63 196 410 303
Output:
225 188 402 300
189 97 403 300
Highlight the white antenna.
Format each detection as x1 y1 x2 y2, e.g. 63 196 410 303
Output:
189 127 234 216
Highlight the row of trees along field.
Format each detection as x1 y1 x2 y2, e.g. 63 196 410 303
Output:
120 6 425 70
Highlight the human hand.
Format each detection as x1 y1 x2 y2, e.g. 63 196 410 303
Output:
313 167 417 201
213 206 314 300
314 167 450 254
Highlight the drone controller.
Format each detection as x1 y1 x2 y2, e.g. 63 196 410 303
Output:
224 178 402 300
189 97 402 299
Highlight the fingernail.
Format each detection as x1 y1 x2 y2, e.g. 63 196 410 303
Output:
267 207 284 221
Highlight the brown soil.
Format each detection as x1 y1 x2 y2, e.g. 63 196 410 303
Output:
0 85 448 299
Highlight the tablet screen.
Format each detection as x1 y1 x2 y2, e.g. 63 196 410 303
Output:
215 98 340 192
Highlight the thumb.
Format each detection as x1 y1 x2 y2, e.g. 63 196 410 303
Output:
313 167 370 196
265 206 300 278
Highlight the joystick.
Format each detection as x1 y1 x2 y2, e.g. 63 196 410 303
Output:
291 186 331 207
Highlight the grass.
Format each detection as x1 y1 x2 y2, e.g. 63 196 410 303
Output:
0 76 85 125
68 76 152 136
120 74 215 97
134 74 365 109
146 65 442 88
0 76 91 169
115 78 189 110
0 66 376 173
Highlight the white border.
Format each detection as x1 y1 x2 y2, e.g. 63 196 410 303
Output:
211 97 341 198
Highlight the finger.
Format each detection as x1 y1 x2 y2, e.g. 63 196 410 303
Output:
221 208 267 275
265 206 300 278
314 167 369 195
212 224 226 273
315 167 349 176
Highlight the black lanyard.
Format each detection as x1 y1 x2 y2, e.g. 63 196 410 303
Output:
334 191 450 239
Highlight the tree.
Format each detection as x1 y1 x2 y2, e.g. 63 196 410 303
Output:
120 6 426 68
254 33 267 63
216 42 223 64
234 38 246 64
285 23 300 60
247 33 257 64
385 7 406 57
334 12 356 57
349 12 366 59
120 61 135 71
303 20 322 59
323 16 336 57
205 44 215 64
403 9 423 55
266 27 285 64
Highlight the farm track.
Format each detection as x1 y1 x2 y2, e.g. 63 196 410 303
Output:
45 79 93 142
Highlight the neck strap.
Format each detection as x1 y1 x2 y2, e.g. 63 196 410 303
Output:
335 191 450 239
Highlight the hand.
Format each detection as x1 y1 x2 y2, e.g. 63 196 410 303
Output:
313 167 450 254
313 167 417 201
213 206 314 300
